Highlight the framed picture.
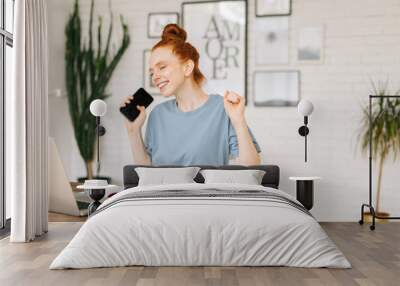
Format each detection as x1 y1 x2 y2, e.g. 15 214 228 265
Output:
147 12 180 38
297 26 324 63
255 17 289 65
256 0 292 17
143 49 160 95
253 71 300 106
182 0 247 101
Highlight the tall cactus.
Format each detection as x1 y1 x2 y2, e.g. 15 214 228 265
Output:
65 0 130 179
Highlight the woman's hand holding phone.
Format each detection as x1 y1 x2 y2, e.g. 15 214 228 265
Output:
121 92 152 166
120 95 147 135
120 88 154 135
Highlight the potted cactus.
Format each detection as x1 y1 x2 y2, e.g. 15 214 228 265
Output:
358 80 400 221
65 0 130 181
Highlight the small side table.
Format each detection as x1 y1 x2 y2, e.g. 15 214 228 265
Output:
77 183 120 216
86 189 106 216
289 177 322 210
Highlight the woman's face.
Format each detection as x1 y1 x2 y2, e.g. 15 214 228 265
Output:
149 46 187 97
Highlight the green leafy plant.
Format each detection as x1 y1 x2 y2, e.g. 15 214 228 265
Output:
65 0 130 179
358 80 400 214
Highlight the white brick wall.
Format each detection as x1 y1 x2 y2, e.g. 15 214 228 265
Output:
47 0 400 221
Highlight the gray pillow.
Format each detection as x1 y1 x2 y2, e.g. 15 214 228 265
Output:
200 169 266 185
135 167 201 186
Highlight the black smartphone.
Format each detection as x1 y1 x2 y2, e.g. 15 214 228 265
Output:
120 88 154 121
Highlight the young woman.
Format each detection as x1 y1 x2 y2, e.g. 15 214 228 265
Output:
121 24 261 166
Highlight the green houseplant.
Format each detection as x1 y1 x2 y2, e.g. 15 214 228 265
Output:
358 80 400 218
65 0 130 180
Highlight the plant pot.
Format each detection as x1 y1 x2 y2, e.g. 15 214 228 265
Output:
363 211 390 223
77 176 112 184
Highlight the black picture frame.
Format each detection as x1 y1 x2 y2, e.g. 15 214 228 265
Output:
255 0 292 17
254 16 289 65
142 49 160 95
147 12 180 39
181 0 248 104
253 70 300 107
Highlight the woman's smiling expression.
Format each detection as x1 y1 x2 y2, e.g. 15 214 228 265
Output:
149 47 188 97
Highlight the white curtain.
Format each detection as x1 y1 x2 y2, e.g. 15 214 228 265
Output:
9 0 49 242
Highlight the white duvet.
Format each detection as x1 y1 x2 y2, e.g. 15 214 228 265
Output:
50 183 351 269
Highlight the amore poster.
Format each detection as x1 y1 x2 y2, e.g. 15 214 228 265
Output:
182 1 247 100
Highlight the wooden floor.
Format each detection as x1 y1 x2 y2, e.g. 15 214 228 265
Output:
0 222 399 286
48 212 87 222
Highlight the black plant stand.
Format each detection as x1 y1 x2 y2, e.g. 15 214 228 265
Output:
359 95 400 231
87 189 106 216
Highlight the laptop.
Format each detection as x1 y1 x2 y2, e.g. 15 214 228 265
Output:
49 137 89 217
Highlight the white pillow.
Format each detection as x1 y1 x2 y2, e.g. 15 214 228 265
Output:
135 167 201 186
200 169 266 185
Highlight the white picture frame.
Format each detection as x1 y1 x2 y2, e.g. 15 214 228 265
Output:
182 0 247 101
256 0 291 17
253 71 300 106
147 13 179 38
255 17 289 65
143 49 160 95
297 26 324 63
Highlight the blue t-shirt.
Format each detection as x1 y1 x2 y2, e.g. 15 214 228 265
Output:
144 94 261 166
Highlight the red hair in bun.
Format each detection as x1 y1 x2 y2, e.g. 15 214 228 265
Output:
161 24 187 42
152 24 205 86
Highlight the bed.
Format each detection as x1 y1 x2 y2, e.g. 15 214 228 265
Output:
50 165 351 269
